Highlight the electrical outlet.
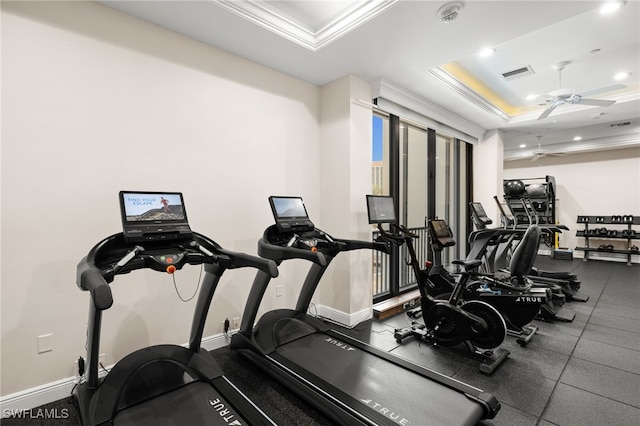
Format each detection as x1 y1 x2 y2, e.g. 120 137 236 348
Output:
276 285 283 297
37 333 53 354
232 317 240 329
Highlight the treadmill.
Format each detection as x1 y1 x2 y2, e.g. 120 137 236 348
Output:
74 191 278 425
230 195 500 426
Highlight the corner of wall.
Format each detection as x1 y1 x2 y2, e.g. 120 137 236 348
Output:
317 75 374 315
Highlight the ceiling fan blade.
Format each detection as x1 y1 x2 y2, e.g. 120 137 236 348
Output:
575 98 616 107
579 84 626 98
537 101 561 120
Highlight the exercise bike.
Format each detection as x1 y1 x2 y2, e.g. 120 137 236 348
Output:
409 218 547 346
367 195 509 375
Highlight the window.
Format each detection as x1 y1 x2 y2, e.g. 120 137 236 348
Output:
372 113 472 302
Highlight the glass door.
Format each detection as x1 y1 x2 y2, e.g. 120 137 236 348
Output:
371 112 472 302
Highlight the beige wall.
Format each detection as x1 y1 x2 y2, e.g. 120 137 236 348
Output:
0 1 374 397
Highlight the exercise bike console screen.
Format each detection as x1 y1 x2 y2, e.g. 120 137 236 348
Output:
429 219 455 247
366 195 396 224
269 196 315 232
470 202 493 225
119 191 192 243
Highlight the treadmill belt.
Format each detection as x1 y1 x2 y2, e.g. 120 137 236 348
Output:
113 381 247 426
276 333 484 426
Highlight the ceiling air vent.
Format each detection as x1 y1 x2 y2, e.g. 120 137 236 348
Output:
502 65 535 81
610 122 631 127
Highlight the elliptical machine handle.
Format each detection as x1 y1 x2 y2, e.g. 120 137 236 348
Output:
77 261 113 311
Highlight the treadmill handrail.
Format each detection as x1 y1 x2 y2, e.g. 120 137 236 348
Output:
217 247 279 277
258 236 327 266
76 230 279 396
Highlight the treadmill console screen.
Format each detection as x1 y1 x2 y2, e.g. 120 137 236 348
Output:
366 195 396 224
119 191 192 243
269 196 314 232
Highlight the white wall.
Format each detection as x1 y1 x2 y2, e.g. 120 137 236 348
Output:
1 1 326 397
504 147 640 260
473 129 504 224
316 75 374 320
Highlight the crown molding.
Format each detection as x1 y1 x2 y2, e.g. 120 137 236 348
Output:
426 67 510 123
504 132 640 161
212 0 398 51
371 78 484 141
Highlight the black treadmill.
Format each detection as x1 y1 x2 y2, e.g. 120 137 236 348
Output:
74 191 278 425
230 196 500 426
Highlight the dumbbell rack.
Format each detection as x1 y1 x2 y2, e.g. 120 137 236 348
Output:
575 215 639 265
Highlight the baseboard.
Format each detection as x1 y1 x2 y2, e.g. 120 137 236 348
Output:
314 304 372 328
0 331 233 417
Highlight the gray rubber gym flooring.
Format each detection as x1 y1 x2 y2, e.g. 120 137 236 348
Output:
353 256 640 426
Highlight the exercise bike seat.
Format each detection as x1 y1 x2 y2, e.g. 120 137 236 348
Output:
452 259 482 272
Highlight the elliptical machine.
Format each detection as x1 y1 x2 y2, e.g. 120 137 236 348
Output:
469 200 577 323
493 197 587 302
367 195 509 374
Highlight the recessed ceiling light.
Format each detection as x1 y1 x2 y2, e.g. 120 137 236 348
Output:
614 71 631 80
479 47 495 57
520 144 527 148
600 1 625 14
526 94 538 101
573 136 582 141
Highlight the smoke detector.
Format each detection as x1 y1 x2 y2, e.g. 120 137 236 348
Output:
437 2 464 23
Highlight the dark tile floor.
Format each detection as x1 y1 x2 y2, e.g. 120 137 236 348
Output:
341 256 640 426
